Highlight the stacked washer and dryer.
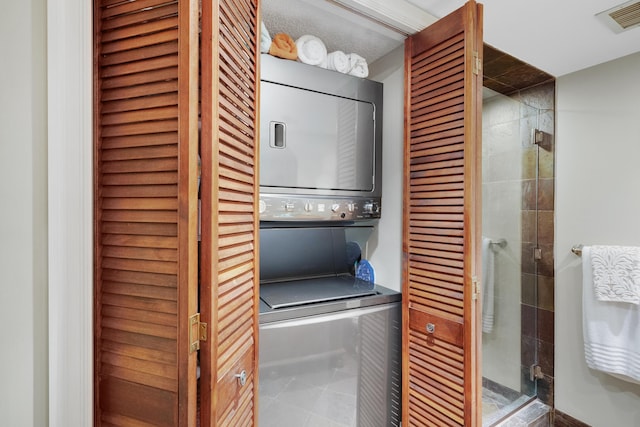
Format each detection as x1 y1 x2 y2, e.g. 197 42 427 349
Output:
257 54 401 427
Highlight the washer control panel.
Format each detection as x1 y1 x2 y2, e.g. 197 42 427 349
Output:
259 195 381 221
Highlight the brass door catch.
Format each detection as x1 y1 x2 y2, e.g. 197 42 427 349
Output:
189 313 207 353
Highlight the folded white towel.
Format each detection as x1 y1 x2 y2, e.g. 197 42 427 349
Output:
326 51 350 74
582 246 640 384
481 237 495 333
295 35 327 66
591 245 640 304
260 21 272 54
347 53 369 78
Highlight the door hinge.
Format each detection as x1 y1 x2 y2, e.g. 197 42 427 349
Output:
473 51 482 76
189 313 207 354
530 364 544 381
534 247 542 261
472 276 480 300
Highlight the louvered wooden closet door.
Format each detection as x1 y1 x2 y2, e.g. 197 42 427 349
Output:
402 1 483 426
199 0 260 425
94 0 200 425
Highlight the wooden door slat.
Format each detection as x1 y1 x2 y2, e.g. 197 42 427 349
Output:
102 157 178 173
101 55 179 79
102 4 178 31
100 41 179 67
101 16 178 43
101 67 178 91
102 29 178 55
101 0 177 19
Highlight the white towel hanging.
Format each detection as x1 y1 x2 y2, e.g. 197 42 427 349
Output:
582 246 640 384
590 245 640 304
482 237 495 333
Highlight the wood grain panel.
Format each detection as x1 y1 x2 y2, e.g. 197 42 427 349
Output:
403 1 483 426
102 328 176 354
200 0 259 424
102 293 177 316
100 377 176 427
94 0 199 425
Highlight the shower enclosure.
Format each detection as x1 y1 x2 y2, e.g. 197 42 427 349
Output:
480 80 555 426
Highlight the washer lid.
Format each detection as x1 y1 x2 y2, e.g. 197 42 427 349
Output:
260 276 376 309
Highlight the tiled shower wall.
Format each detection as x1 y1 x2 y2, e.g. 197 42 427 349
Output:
518 81 555 406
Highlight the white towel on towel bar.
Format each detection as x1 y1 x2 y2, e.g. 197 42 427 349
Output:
590 245 640 304
582 246 640 384
482 237 495 334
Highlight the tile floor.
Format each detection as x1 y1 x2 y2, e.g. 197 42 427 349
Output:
483 386 533 426
259 354 360 427
259 363 539 426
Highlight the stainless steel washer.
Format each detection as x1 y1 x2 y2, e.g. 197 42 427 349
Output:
258 227 401 427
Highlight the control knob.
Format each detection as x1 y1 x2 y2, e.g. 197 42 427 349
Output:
363 202 380 215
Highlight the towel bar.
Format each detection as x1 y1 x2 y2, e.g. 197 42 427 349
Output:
571 244 583 256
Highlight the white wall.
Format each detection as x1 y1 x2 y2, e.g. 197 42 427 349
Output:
0 1 48 425
1 1 93 426
47 0 94 425
556 51 640 426
368 46 405 292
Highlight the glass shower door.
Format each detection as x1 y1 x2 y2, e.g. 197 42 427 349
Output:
481 87 542 425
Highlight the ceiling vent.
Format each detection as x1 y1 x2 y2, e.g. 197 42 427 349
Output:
596 0 640 33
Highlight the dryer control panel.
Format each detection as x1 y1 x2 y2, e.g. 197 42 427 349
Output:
259 194 380 222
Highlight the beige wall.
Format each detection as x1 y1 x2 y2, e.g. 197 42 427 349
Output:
556 51 640 425
0 1 49 425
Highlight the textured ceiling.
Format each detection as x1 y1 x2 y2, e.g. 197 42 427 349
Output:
262 0 640 77
409 0 640 76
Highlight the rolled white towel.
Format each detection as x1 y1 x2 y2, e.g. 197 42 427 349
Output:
347 53 369 78
326 50 350 74
260 21 272 54
295 35 327 66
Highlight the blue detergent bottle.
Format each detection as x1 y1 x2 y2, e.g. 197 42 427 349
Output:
355 259 375 284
